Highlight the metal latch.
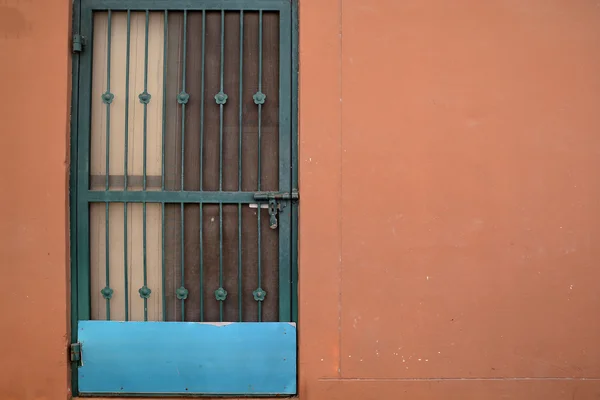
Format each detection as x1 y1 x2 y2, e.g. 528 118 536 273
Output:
70 342 82 364
253 190 299 229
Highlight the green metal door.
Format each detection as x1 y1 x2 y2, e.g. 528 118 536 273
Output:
70 0 298 396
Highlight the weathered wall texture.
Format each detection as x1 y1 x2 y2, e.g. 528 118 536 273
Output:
299 0 600 399
0 0 71 399
1 0 600 399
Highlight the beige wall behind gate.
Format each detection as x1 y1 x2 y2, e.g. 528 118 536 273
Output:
2 1 600 399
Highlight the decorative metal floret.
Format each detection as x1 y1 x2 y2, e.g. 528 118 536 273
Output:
101 91 114 104
177 91 189 105
253 91 266 105
138 285 151 299
214 91 228 105
253 287 267 302
100 286 114 300
138 91 151 104
176 286 189 300
214 287 228 301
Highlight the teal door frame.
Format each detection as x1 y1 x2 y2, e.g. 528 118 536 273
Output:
69 0 299 395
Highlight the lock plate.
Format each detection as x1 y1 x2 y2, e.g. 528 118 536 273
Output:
253 190 299 229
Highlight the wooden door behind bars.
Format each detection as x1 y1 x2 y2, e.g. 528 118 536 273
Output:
87 10 287 323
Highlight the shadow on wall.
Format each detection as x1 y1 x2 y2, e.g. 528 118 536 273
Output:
0 5 31 39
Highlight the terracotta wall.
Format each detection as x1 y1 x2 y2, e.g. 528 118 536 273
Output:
2 0 600 399
0 0 71 399
299 0 600 399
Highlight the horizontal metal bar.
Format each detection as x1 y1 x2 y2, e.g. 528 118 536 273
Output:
85 190 257 203
91 174 161 189
254 190 299 201
83 0 287 11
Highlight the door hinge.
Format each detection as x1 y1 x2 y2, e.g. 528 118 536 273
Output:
72 34 85 53
253 190 299 230
70 342 82 363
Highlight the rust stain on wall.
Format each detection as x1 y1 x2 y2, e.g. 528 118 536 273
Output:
0 6 30 38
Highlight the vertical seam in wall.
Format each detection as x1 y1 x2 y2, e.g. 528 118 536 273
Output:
337 0 343 378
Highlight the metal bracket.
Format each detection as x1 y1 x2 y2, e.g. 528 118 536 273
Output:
70 342 82 365
253 190 299 230
267 198 279 229
72 34 86 53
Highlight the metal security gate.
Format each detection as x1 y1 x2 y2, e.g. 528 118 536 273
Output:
70 0 298 396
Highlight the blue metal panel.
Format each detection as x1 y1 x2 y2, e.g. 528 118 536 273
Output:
78 321 296 395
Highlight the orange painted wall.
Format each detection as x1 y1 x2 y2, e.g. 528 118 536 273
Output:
0 0 71 399
2 0 600 399
299 1 600 399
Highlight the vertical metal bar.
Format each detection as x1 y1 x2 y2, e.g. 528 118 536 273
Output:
180 11 188 322
69 0 81 390
291 202 298 323
219 9 225 191
291 1 299 324
219 203 224 321
69 2 81 390
124 203 129 321
162 11 168 191
200 10 206 191
105 10 112 191
238 203 242 321
238 10 244 322
256 10 264 322
257 207 262 321
278 208 292 321
238 11 244 323
180 10 188 191
278 6 293 322
162 202 166 321
105 10 112 321
257 10 263 192
142 10 150 322
124 10 131 191
143 203 148 321
77 6 92 324
238 11 243 191
105 202 110 320
199 203 204 321
123 10 131 322
199 12 206 322
161 11 168 322
143 10 149 191
180 202 185 321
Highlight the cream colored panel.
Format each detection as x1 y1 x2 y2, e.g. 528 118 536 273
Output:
89 11 165 322
146 12 165 191
91 203 163 321
126 12 164 321
108 12 127 190
108 204 127 321
89 203 106 320
90 12 128 190
145 204 164 320
127 12 143 191
127 203 144 321
127 203 163 321
128 12 164 191
89 203 127 321
90 13 107 190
